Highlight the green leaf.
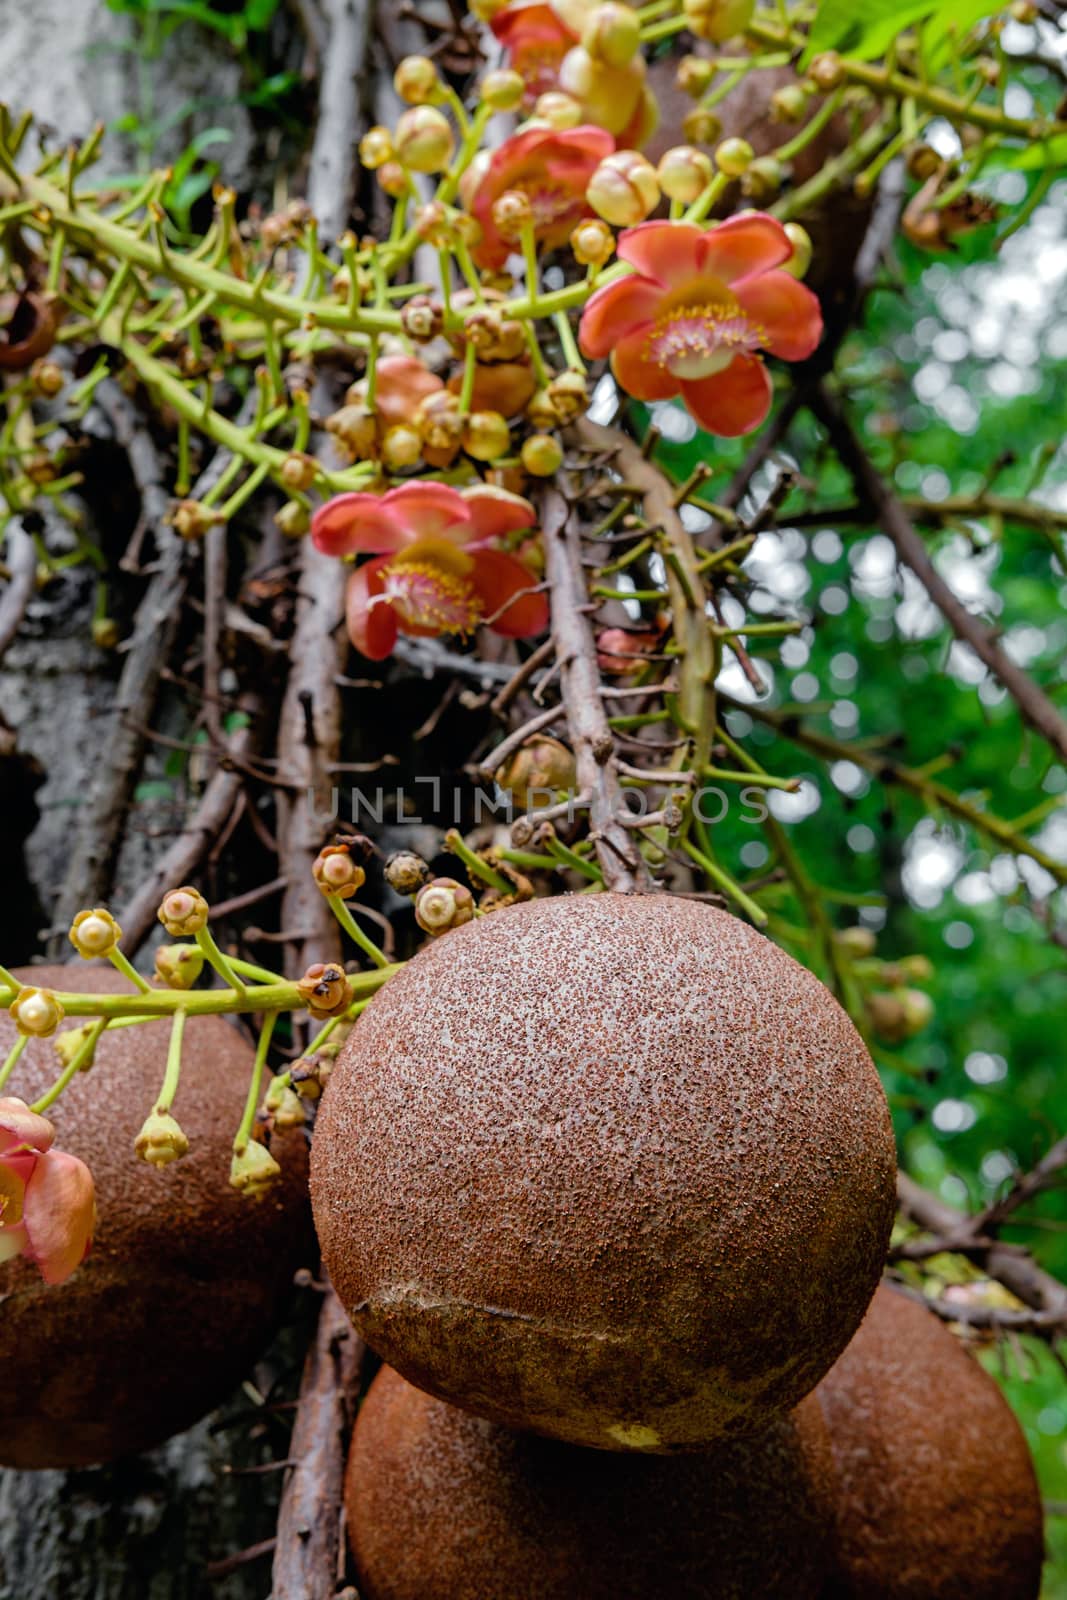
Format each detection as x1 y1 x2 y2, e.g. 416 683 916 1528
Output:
1001 132 1067 171
245 0 282 29
920 0 1004 69
803 0 939 63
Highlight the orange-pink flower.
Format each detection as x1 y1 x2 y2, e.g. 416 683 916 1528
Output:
464 124 614 270
578 215 823 437
0 1097 95 1285
311 481 549 660
492 2 575 101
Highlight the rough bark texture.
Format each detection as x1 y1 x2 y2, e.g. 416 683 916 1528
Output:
0 5 315 1596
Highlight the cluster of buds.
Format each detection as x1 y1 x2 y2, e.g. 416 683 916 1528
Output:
414 878 476 937
835 929 937 1045
297 963 354 1019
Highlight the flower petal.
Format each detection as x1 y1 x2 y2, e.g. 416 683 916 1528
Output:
346 559 399 660
616 221 704 288
373 355 445 430
699 212 794 285
578 275 664 359
680 354 772 438
381 481 472 544
21 1148 95 1285
611 329 679 403
733 270 823 362
0 1222 28 1264
311 493 407 558
462 484 537 545
470 550 549 638
0 1097 54 1156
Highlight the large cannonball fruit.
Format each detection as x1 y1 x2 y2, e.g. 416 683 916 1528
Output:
313 893 897 1451
0 965 312 1469
817 1284 1044 1598
346 1365 838 1600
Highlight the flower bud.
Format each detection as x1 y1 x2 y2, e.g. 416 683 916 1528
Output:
771 84 809 123
394 55 441 105
682 107 722 145
377 161 409 198
381 424 424 471
31 359 65 398
53 1022 98 1071
525 387 561 431
741 154 783 201
782 222 813 279
415 878 475 936
546 369 588 424
492 189 535 244
898 954 935 983
521 433 564 477
395 107 454 174
683 0 753 41
481 68 525 111
656 144 714 204
272 1086 307 1129
463 306 526 362
414 200 454 247
400 294 443 343
808 51 845 90
135 1109 190 1169
587 150 660 227
463 410 512 462
11 987 64 1039
384 850 432 895
69 907 122 959
275 500 311 539
497 735 577 808
169 499 222 542
280 451 318 493
230 1139 282 1199
416 390 464 455
297 962 354 1019
312 843 366 900
326 402 378 460
154 943 205 989
289 1057 326 1100
157 886 209 938
676 55 715 97
92 617 121 650
714 136 754 177
581 2 641 68
359 125 395 169
905 142 941 182
535 91 583 130
570 218 615 266
834 925 876 958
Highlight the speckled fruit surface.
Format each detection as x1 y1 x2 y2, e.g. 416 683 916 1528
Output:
817 1283 1044 1599
312 892 897 1451
346 1364 837 1600
0 964 312 1469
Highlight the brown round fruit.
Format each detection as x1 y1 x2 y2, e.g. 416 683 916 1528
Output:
816 1283 1044 1598
312 892 896 1451
346 1364 837 1599
0 964 311 1468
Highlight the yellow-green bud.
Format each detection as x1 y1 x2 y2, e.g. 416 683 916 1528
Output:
587 149 660 227
570 218 615 266
676 55 715 97
154 943 205 989
714 136 754 177
683 0 754 42
481 69 525 112
782 222 813 279
230 1139 282 1199
656 144 714 204
521 433 564 477
581 3 641 68
359 126 394 169
394 55 441 105
135 1109 190 1168
535 91 583 130
10 987 64 1039
463 411 512 462
395 107 454 174
53 1022 98 1071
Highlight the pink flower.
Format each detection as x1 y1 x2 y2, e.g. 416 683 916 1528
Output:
492 2 575 101
578 215 823 437
0 1097 95 1285
465 124 614 270
311 481 549 660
